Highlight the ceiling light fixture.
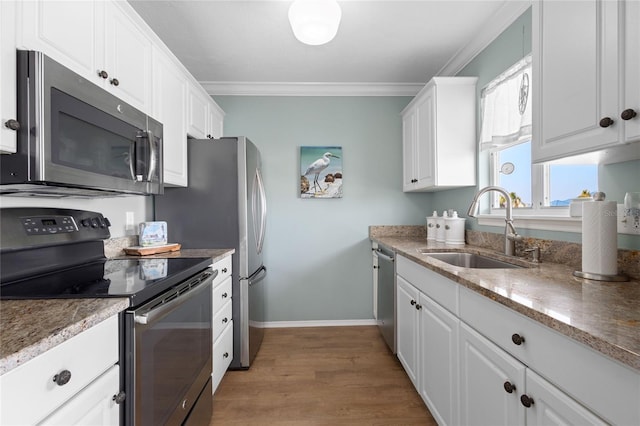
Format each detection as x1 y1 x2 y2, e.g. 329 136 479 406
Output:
288 0 342 46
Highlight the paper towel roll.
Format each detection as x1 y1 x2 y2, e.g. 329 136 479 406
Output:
581 199 618 276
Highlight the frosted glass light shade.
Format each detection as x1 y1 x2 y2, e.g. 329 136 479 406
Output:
288 0 342 46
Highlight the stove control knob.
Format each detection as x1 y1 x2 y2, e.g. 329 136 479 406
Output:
90 217 100 228
81 218 91 228
97 217 107 228
104 217 112 227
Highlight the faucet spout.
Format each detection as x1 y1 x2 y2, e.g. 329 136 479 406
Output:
468 186 521 256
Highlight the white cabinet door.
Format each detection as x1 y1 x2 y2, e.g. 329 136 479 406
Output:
18 0 102 83
0 0 17 153
459 323 526 426
532 0 640 162
396 275 420 389
524 369 607 426
623 0 640 143
419 293 459 426
187 81 210 139
40 365 121 426
208 100 225 139
415 87 436 188
402 107 417 191
102 1 152 112
153 49 187 186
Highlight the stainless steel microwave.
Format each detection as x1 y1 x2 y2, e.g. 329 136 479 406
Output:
0 50 163 197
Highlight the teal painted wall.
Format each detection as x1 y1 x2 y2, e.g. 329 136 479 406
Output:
431 7 640 250
214 96 431 322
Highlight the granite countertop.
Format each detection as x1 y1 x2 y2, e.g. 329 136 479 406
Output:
0 298 129 375
0 248 235 376
372 234 640 371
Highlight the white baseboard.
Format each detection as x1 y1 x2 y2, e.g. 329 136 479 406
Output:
258 319 377 328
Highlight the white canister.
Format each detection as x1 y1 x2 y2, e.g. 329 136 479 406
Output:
436 211 448 242
426 211 438 241
444 211 466 245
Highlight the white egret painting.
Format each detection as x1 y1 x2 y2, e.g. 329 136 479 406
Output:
300 146 343 198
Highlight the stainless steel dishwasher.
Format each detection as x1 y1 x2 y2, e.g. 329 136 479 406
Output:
375 246 395 352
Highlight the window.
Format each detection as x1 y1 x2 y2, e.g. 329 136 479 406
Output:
480 55 597 216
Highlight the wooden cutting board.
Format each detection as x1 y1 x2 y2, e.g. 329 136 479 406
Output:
123 243 181 256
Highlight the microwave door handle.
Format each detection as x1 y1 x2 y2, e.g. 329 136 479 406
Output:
146 131 157 182
128 140 137 181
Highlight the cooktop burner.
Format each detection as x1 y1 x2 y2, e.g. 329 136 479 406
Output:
0 257 212 307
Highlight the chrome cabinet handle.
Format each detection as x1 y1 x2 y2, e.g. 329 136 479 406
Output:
98 70 108 79
109 78 120 86
222 317 228 324
223 352 229 358
222 292 228 298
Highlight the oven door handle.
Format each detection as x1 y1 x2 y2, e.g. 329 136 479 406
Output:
134 270 216 325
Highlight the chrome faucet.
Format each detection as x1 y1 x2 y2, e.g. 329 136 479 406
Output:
467 186 522 256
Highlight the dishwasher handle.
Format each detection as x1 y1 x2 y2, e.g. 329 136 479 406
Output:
375 249 395 263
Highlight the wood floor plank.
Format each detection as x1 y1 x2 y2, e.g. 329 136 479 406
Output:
210 326 437 426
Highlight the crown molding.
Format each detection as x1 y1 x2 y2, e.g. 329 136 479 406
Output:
437 0 532 76
201 81 424 97
200 0 531 96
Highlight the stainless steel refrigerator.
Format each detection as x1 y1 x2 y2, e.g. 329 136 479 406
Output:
154 136 267 369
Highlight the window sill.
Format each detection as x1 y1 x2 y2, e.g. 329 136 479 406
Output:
477 214 582 233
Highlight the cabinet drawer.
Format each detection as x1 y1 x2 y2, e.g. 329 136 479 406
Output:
397 255 458 314
212 320 233 394
213 276 232 313
211 256 232 288
459 287 640 426
213 300 232 343
39 364 120 426
0 315 119 425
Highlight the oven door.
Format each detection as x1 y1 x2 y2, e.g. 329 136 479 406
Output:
125 269 215 426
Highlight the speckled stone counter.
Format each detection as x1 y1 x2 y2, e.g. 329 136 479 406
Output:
0 298 129 375
371 232 640 371
113 248 235 263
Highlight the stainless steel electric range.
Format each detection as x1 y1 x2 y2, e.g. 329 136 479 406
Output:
0 207 215 425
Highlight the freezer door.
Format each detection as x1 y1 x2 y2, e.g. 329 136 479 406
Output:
242 138 266 278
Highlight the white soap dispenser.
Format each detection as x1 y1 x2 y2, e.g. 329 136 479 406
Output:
426 211 438 241
436 210 448 242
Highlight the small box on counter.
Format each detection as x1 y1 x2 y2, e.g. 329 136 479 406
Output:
139 221 167 246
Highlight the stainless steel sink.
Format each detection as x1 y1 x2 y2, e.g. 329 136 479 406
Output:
424 252 523 269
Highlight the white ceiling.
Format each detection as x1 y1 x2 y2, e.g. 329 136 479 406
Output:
127 0 529 95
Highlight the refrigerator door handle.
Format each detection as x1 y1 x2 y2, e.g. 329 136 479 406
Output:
247 265 267 287
253 168 267 254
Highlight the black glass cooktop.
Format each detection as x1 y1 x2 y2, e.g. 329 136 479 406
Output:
0 257 212 307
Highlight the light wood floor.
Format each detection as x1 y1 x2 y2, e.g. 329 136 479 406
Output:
210 326 437 426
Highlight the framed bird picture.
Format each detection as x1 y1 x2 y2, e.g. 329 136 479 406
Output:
300 146 343 198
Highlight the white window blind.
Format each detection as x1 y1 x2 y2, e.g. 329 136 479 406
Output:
480 54 532 151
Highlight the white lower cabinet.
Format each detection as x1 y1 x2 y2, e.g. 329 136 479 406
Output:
0 315 121 425
397 264 459 426
40 365 121 426
396 276 420 388
395 255 638 426
211 255 233 394
459 323 526 426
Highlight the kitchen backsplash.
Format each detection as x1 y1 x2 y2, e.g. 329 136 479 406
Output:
370 226 640 280
104 236 138 258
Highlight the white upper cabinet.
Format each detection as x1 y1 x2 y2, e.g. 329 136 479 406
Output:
152 48 187 187
0 0 18 153
18 0 152 113
187 82 225 140
401 77 477 192
187 81 211 139
532 0 640 163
